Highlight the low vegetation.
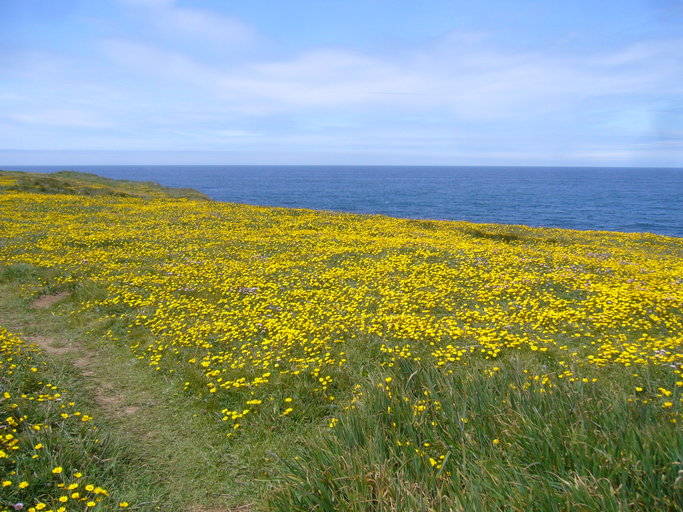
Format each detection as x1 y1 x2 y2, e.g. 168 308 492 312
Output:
0 170 209 201
0 170 681 511
0 325 146 511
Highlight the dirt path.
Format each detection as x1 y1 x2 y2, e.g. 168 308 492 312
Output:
30 291 71 309
24 315 142 418
6 291 254 512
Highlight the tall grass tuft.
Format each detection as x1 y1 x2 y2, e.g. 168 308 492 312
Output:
270 360 683 511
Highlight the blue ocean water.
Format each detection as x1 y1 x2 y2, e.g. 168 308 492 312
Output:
5 165 683 238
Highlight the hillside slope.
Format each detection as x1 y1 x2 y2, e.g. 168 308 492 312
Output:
1 170 681 511
0 169 210 201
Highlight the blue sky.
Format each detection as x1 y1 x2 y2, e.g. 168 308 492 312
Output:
1 0 682 166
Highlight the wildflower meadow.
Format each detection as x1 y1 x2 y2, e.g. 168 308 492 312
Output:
1 173 681 510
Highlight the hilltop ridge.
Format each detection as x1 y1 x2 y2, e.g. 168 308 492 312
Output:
0 169 210 201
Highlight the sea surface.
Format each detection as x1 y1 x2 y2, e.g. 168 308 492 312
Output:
5 165 683 238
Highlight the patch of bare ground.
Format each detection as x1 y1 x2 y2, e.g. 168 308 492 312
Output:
90 379 141 416
72 352 96 377
74 357 143 416
31 291 70 309
25 334 74 356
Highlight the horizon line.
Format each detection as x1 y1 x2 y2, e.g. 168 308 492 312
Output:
3 163 683 170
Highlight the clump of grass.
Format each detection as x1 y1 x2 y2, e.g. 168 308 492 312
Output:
0 263 39 284
270 360 683 511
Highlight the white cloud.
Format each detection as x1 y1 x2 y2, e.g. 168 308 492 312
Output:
7 109 111 129
159 7 256 46
98 24 681 119
100 39 223 84
118 0 258 47
3 3 683 164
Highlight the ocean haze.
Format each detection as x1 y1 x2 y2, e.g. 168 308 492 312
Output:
5 165 682 238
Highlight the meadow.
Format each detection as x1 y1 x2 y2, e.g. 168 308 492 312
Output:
0 171 681 511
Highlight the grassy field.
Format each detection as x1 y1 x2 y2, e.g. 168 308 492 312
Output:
0 170 681 511
0 170 209 201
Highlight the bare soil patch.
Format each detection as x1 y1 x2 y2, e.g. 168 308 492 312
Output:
25 335 74 356
31 291 70 309
90 380 141 415
71 351 97 376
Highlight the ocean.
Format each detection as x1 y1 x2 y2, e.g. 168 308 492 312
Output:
5 165 683 238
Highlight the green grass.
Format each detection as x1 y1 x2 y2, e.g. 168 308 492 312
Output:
1 170 682 511
269 360 683 511
0 170 210 201
0 274 260 511
0 309 163 511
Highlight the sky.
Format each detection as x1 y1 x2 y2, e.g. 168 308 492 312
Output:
1 0 682 166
